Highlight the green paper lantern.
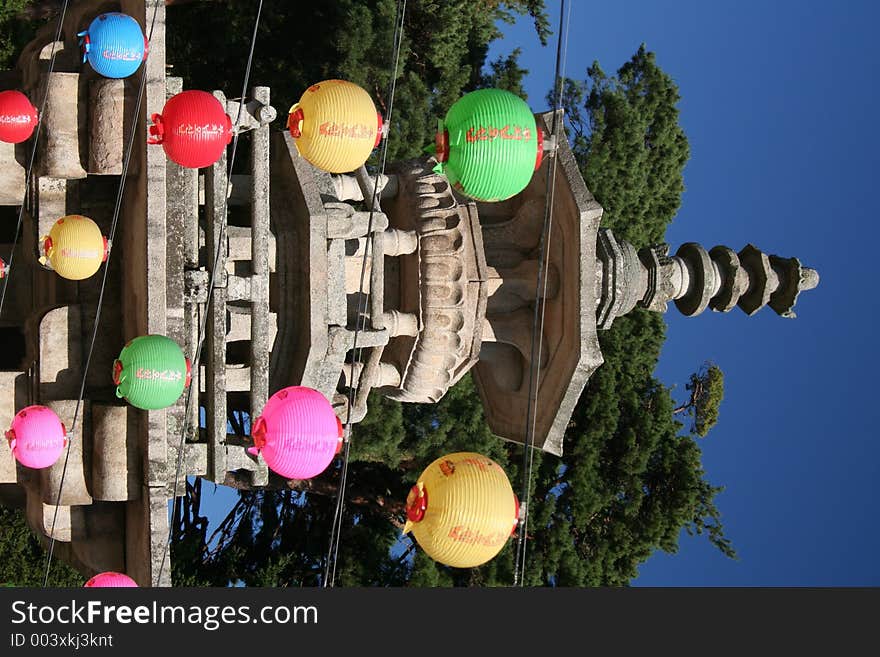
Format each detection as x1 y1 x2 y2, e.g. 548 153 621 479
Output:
434 88 543 202
113 335 190 410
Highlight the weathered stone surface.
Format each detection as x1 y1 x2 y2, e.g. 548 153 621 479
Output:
0 372 25 484
91 404 140 502
382 158 487 403
472 111 605 456
674 242 715 317
40 399 92 507
39 72 87 180
88 79 127 175
709 246 749 312
598 238 819 323
0 141 25 205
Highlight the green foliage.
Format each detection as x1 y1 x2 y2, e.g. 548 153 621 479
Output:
557 44 690 246
0 506 81 587
479 48 529 98
0 0 39 69
518 312 735 585
685 363 725 437
167 0 545 162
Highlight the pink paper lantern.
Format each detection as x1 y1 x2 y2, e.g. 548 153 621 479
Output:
249 386 343 479
5 405 67 469
84 572 138 587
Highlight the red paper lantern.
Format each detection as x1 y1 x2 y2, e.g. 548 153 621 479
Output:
0 90 38 144
148 90 232 169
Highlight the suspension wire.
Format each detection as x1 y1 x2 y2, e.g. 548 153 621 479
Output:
43 0 162 587
513 0 571 587
156 0 265 587
323 0 407 588
0 0 71 319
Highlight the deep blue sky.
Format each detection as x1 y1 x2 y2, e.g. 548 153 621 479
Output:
487 0 879 585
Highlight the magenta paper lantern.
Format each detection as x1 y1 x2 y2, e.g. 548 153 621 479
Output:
84 572 138 587
248 386 343 479
5 405 67 469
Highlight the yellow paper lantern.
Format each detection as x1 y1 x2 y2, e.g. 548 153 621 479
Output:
403 452 519 568
286 79 381 173
39 215 108 281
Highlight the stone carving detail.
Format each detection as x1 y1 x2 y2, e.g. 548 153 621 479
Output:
382 160 487 403
597 230 819 325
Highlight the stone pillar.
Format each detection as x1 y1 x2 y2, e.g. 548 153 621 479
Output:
88 79 127 175
0 141 25 205
90 404 139 501
249 86 272 422
39 72 86 180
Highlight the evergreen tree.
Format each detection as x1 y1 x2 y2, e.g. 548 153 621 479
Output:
674 362 725 437
0 506 81 587
556 44 691 246
166 0 542 161
0 0 41 69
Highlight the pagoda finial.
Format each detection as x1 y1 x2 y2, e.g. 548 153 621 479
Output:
596 228 819 328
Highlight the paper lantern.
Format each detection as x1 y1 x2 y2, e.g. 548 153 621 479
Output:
39 215 108 281
0 90 38 144
434 88 542 202
5 405 67 469
113 335 191 410
287 79 382 173
403 452 519 568
78 13 147 79
248 386 343 479
84 572 138 587
148 90 232 168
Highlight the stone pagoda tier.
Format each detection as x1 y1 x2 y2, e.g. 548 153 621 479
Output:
596 230 820 328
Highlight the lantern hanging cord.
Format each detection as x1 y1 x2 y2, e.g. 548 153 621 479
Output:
0 0 71 320
323 0 407 589
156 0 264 588
43 0 162 588
513 0 572 588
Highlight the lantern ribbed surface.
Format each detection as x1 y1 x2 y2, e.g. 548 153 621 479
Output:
287 79 380 173
114 335 190 410
84 572 138 587
6 405 66 470
41 215 107 281
149 90 232 169
249 386 342 479
0 90 38 144
404 452 518 568
80 13 146 79
437 88 539 202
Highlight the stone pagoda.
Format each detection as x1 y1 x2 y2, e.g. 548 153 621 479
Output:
0 1 817 586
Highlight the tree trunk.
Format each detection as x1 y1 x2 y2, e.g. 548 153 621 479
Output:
286 477 407 517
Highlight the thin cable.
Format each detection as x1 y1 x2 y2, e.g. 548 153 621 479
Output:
0 0 71 319
43 0 162 587
323 0 407 588
156 0 264 587
513 0 571 587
